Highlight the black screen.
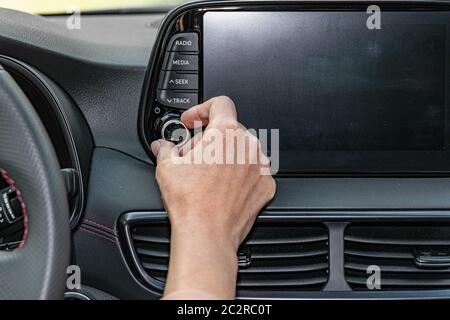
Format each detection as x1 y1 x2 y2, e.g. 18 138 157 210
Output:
203 11 450 173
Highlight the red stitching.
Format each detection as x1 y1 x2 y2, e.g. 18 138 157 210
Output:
79 227 118 244
83 218 116 234
0 168 28 248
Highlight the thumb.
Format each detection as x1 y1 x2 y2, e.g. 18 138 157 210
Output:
151 139 178 162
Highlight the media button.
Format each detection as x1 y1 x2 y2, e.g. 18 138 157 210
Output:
163 52 198 71
168 33 198 52
158 90 198 109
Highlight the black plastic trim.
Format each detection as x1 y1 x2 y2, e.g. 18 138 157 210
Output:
324 222 351 291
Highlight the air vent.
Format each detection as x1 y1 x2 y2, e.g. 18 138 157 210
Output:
126 216 329 294
345 224 450 291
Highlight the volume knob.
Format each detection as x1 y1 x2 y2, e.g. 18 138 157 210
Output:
157 113 190 146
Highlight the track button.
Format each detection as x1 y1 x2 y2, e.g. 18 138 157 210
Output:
158 90 198 109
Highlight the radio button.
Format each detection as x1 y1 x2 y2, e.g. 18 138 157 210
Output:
159 72 198 90
158 90 198 109
168 33 198 52
163 52 198 71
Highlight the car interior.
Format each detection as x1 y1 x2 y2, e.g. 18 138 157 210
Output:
2 0 450 300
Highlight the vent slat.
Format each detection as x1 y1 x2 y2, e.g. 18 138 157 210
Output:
237 276 328 287
136 247 170 258
345 249 412 260
246 236 327 245
345 224 450 291
143 264 329 274
130 222 329 293
345 262 450 273
346 276 450 287
252 249 328 260
345 245 413 260
132 234 169 244
142 264 329 274
345 236 450 246
147 274 329 288
238 263 328 274
142 262 168 272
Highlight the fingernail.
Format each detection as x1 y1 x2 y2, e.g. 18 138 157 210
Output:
151 140 161 156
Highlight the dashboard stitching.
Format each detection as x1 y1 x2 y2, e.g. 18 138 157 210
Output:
78 227 118 244
83 218 116 235
80 222 117 240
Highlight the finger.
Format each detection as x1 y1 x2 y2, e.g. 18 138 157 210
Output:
151 139 178 162
178 131 203 156
181 96 237 129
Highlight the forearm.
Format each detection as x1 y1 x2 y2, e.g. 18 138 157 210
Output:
162 223 238 300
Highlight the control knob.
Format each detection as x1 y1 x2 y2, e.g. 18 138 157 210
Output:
155 112 190 146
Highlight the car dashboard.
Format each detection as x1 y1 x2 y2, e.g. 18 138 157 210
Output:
1 0 450 300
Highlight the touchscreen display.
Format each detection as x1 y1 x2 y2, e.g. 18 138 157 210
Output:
203 11 450 173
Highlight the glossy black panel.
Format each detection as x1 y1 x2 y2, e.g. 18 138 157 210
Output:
203 11 450 173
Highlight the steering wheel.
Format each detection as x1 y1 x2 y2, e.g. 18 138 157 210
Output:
0 65 70 299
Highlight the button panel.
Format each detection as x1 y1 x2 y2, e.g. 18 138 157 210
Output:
157 33 199 108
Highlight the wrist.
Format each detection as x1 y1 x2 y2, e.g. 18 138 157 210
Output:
164 221 239 299
171 221 239 262
170 212 240 252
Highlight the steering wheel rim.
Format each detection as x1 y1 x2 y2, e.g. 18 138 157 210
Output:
0 65 70 299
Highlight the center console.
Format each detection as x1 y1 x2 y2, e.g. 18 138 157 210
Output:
133 1 450 299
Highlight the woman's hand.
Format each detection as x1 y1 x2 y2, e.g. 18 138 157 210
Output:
151 96 276 299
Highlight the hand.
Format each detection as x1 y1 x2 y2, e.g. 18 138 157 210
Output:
151 96 276 299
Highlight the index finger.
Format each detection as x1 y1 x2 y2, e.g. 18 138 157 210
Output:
180 96 237 129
